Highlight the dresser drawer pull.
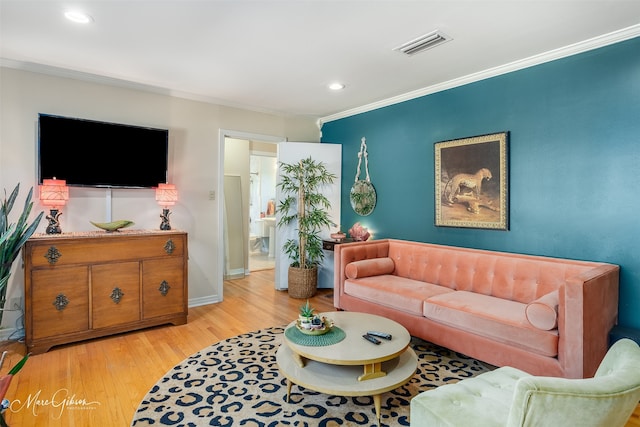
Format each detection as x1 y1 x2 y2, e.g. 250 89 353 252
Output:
44 246 62 264
110 287 124 304
164 239 175 255
53 294 69 311
158 280 171 296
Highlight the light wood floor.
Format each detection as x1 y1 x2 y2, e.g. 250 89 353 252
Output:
1 269 638 426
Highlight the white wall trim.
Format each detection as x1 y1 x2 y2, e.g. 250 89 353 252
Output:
5 23 638 128
319 24 640 125
0 59 292 118
188 295 221 308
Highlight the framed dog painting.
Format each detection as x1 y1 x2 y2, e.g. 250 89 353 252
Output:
434 132 509 230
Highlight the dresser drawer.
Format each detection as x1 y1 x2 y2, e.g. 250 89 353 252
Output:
26 234 185 267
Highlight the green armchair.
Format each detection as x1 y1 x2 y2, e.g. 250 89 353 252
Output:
410 338 640 427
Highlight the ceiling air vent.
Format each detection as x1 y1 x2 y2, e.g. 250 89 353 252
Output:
394 30 451 56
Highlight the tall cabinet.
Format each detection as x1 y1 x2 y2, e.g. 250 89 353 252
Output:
23 230 188 354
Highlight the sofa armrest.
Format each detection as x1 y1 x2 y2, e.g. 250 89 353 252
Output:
558 264 620 378
334 239 390 309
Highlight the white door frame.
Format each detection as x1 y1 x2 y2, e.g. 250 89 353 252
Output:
218 129 284 301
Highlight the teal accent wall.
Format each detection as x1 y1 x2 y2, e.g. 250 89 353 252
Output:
321 37 640 330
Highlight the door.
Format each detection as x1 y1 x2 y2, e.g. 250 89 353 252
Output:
275 142 342 290
223 175 245 279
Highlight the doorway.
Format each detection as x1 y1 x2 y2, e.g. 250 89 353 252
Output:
221 132 280 289
248 150 277 272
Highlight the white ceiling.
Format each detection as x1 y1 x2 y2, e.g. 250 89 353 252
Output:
1 1 639 122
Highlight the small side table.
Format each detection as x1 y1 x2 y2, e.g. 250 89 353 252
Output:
319 238 353 288
322 238 354 251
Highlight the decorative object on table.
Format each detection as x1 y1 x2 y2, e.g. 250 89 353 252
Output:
435 132 509 230
90 220 135 232
296 300 331 334
348 222 370 241
0 184 43 326
298 299 315 322
329 222 346 240
295 316 334 335
350 137 377 216
155 183 178 230
0 352 30 426
277 157 336 299
39 178 69 234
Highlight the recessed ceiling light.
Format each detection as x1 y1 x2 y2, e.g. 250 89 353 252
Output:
64 10 93 24
328 82 345 91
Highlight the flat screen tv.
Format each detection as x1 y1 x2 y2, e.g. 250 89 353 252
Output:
38 114 169 188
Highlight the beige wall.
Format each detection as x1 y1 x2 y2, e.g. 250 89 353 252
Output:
0 67 319 331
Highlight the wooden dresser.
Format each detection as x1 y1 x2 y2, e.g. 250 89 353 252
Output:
23 230 188 354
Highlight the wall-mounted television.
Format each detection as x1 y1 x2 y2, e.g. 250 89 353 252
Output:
38 114 169 188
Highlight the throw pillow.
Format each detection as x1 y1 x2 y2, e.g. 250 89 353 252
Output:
345 257 395 279
525 290 559 330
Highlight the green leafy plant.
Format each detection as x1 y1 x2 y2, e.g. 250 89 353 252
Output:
299 300 315 318
277 157 336 269
1 184 44 326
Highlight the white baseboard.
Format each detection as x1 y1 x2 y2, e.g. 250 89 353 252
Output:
188 295 221 308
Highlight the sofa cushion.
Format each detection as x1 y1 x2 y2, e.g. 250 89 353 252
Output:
387 240 590 303
525 290 559 330
424 291 558 357
345 257 395 279
344 275 454 316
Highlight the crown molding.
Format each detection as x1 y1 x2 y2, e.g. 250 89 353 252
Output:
319 24 640 126
3 23 638 126
0 58 299 118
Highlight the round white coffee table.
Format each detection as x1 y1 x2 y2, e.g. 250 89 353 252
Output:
277 311 417 425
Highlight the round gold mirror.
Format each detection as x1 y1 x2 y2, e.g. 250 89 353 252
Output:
350 180 376 216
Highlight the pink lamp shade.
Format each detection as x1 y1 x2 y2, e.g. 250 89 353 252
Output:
39 179 69 208
155 183 178 207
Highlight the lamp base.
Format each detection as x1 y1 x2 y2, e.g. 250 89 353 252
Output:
46 209 62 234
159 208 172 230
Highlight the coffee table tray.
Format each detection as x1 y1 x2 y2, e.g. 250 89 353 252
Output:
295 317 334 335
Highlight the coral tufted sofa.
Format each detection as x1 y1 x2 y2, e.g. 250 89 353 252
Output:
334 239 620 378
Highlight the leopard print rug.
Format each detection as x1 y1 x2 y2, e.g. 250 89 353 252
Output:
131 326 493 426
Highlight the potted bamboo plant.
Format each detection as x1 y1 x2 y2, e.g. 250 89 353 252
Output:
1 184 43 327
277 157 336 298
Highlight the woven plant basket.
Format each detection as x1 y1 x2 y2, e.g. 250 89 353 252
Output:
287 265 318 299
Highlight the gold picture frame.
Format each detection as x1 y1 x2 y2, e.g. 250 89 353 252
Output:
435 132 509 230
